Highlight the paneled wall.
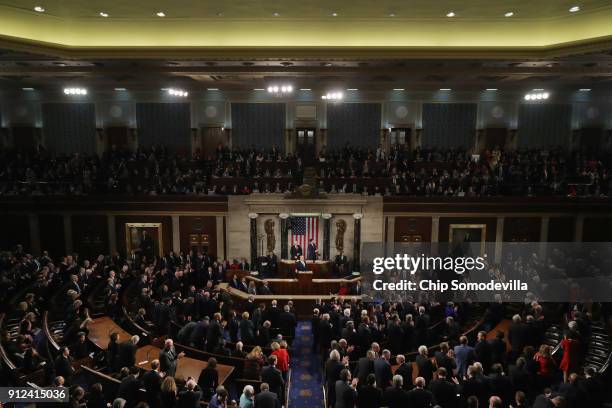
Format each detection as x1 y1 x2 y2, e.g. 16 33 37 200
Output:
179 216 218 258
583 218 612 242
503 217 541 242
39 215 65 258
548 217 575 242
394 217 432 242
72 215 108 260
438 217 498 242
115 215 173 257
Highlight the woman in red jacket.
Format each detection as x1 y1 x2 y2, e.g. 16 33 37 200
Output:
559 332 580 383
534 344 557 387
271 340 290 381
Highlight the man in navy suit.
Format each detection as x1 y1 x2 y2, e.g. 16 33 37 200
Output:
307 238 318 261
295 255 308 272
290 241 303 260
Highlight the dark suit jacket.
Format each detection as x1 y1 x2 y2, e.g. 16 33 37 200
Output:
142 370 162 404
357 385 382 408
383 386 410 408
118 375 141 407
54 355 74 380
429 378 458 408
177 389 202 408
406 388 433 408
159 347 178 377
374 358 393 390
355 357 374 384
261 365 285 396
254 391 281 408
119 341 138 368
395 363 413 390
335 380 357 408
296 260 308 271
290 245 303 260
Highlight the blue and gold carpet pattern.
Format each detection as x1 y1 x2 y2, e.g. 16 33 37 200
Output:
288 321 324 408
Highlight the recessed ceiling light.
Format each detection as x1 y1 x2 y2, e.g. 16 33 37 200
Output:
446 11 455 17
207 88 219 91
440 88 452 91
34 6 45 12
216 12 224 16
486 88 498 91
156 11 165 17
388 12 396 17
569 5 580 12
393 88 405 91
504 11 514 17
253 88 265 91
22 87 35 91
99 12 109 17
579 88 591 92
331 12 338 17
346 88 358 91
299 88 311 91
533 88 544 91
114 87 126 91
273 12 280 17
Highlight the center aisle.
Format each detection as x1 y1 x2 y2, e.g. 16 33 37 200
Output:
288 321 325 408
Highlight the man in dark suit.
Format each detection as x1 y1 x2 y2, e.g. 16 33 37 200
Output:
118 367 141 408
307 238 318 261
508 314 528 361
357 374 382 408
374 349 393 390
118 335 139 369
261 356 285 400
278 304 297 338
394 355 413 391
335 369 358 408
295 255 308 272
355 349 376 385
383 375 410 408
206 313 223 352
290 241 303 260
54 346 75 384
177 379 202 408
407 377 433 408
142 360 162 408
415 346 434 384
159 339 184 377
335 251 349 276
429 367 459 408
474 331 493 373
254 383 281 408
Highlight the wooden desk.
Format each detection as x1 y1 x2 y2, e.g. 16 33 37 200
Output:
88 317 131 350
136 345 234 384
278 260 333 278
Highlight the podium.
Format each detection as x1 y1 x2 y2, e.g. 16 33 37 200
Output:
278 260 333 278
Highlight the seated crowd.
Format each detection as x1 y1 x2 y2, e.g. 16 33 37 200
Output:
0 246 299 408
0 144 609 197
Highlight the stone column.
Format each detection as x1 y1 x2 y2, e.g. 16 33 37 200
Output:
539 216 549 258
353 213 363 272
107 215 117 255
279 213 289 260
172 215 181 254
28 214 40 254
574 214 584 242
322 214 332 260
248 213 259 266
216 216 225 260
495 217 505 263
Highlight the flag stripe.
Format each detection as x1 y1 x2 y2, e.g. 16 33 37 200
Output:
291 216 319 252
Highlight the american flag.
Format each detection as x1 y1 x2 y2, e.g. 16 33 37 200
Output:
291 216 319 250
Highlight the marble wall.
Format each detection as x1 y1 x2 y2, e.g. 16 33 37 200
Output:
226 194 384 263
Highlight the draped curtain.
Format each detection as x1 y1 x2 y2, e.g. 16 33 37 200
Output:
136 103 191 150
422 103 477 148
42 103 96 154
518 104 572 148
231 103 286 148
327 103 381 148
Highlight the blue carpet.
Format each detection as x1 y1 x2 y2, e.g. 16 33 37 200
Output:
288 321 324 408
